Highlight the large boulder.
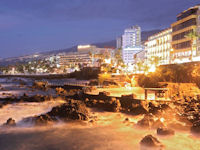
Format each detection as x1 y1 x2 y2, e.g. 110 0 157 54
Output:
140 135 164 150
23 100 89 126
137 114 154 128
35 114 53 125
48 100 89 121
85 97 121 112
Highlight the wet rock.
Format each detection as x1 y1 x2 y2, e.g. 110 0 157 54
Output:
56 87 67 96
35 114 53 125
21 95 52 102
48 100 89 121
23 100 89 126
89 120 94 124
157 127 175 136
131 104 148 115
191 120 200 134
124 118 129 122
3 118 16 127
148 102 161 115
140 134 164 150
85 97 121 112
137 114 154 128
33 81 48 91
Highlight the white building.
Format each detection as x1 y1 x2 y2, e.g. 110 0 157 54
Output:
122 25 141 48
146 28 172 65
122 46 143 64
122 25 142 64
135 50 147 63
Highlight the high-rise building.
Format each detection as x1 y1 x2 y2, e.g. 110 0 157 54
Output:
122 25 141 48
171 4 200 63
146 28 172 65
122 25 143 64
116 36 122 49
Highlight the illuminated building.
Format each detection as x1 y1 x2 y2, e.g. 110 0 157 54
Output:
58 52 93 68
122 46 143 64
146 28 172 65
59 46 116 71
134 49 147 64
116 36 122 49
77 45 96 53
77 44 115 57
171 4 200 63
122 25 143 64
122 25 141 48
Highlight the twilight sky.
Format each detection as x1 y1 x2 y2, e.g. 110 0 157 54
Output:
0 0 199 58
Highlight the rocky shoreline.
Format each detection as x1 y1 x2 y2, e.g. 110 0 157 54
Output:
1 79 200 149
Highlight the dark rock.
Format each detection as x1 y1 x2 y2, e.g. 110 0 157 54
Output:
140 134 164 150
85 97 121 112
0 104 3 108
35 114 53 125
191 120 200 134
23 100 89 126
125 118 129 122
148 102 161 115
137 114 154 128
157 127 175 136
3 118 16 127
48 100 89 121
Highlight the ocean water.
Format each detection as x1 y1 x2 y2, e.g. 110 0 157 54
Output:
0 102 199 150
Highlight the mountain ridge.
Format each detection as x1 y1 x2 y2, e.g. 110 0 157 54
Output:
0 29 162 66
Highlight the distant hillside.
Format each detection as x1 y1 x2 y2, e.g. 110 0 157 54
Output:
92 29 162 48
0 29 162 66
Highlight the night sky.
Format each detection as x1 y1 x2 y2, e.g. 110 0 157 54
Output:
0 0 199 58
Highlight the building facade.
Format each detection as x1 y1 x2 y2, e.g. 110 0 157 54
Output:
122 25 142 64
122 25 141 48
146 28 172 65
171 4 200 63
58 52 93 69
77 45 96 53
116 36 122 49
134 50 147 64
122 46 143 64
58 46 116 71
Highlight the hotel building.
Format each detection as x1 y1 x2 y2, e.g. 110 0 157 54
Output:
171 4 200 63
58 45 116 71
122 25 143 64
146 28 172 65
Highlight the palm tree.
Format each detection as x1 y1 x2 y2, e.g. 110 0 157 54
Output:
185 29 200 59
151 56 161 67
136 61 143 73
115 49 123 65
